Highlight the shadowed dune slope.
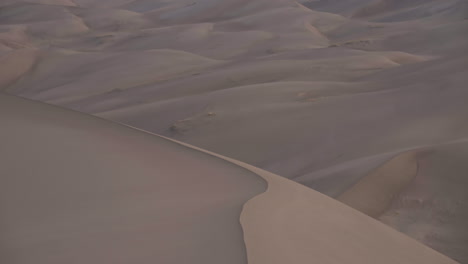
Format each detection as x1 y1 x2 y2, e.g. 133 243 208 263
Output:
379 143 468 263
338 151 419 218
0 93 266 264
333 142 468 262
240 166 458 264
1 0 468 261
0 93 459 264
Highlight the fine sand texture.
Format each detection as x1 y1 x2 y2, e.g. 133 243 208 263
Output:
0 93 266 264
338 151 420 218
0 93 459 264
239 166 457 264
1 0 468 261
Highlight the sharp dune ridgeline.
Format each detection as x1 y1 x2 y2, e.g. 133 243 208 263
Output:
0 93 266 264
0 93 458 264
1 0 467 263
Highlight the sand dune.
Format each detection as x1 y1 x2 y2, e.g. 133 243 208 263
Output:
0 93 266 264
8 48 220 102
380 142 468 263
0 48 37 88
1 0 467 261
240 165 456 264
0 93 459 264
338 151 419 218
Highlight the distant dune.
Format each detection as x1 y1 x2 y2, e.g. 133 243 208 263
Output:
1 0 467 262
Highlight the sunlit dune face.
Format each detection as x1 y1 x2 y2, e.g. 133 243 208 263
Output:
1 0 467 262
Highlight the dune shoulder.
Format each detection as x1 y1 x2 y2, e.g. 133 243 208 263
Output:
0 93 265 264
0 93 459 264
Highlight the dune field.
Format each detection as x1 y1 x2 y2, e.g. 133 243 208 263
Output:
0 92 458 264
1 0 467 262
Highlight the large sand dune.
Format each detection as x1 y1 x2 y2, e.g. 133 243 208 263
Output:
0 93 458 264
1 0 467 261
0 93 266 264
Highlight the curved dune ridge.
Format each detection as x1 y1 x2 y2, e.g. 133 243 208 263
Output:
239 167 456 264
1 0 468 262
162 134 460 264
0 93 459 263
0 93 265 264
338 151 419 218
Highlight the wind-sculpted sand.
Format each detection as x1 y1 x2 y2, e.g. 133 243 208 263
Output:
0 93 459 264
0 94 266 264
338 151 419 218
239 165 457 264
1 0 467 261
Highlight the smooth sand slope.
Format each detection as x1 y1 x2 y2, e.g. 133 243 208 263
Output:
0 93 266 264
240 167 457 264
336 141 468 262
379 142 468 263
338 151 420 218
0 93 458 264
1 0 468 261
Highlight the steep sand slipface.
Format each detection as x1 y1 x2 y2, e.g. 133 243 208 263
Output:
0 48 37 88
331 144 468 263
380 143 468 263
151 138 457 264
0 94 266 264
338 151 419 218
133 134 458 264
0 94 459 264
240 172 457 264
2 0 468 261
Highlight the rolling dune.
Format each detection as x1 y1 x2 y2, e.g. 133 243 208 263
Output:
338 151 420 218
0 93 266 264
0 93 459 264
1 0 467 262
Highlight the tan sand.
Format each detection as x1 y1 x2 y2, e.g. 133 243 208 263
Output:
379 142 468 263
149 127 458 264
0 93 266 264
338 151 419 218
0 93 459 264
0 48 37 88
1 0 467 261
240 167 457 264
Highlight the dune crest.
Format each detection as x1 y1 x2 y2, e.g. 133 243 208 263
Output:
0 93 265 264
239 167 457 264
152 132 458 264
0 48 37 89
338 151 419 218
1 0 467 261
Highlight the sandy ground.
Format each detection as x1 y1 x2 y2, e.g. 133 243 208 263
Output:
240 164 457 264
1 0 467 261
0 93 459 264
0 93 266 264
338 151 420 218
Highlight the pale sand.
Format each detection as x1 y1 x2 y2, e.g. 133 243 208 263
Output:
0 93 459 263
338 151 419 218
141 127 457 264
239 167 457 264
0 48 37 88
1 0 468 261
0 93 266 264
151 130 457 264
379 142 468 263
